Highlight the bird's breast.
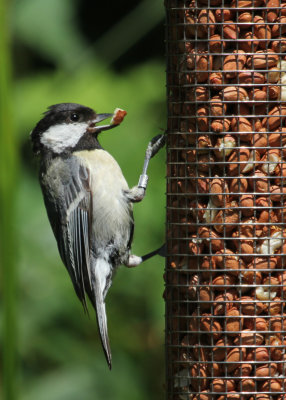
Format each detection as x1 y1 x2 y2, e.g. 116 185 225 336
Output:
73 149 133 249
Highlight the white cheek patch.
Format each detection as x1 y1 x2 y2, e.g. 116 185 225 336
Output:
41 122 88 153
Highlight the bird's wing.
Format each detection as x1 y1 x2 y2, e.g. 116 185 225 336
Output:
63 167 93 311
41 160 93 311
41 158 114 366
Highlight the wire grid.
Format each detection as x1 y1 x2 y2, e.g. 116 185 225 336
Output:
165 0 286 399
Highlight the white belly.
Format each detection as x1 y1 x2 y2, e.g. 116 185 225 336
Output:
74 149 133 251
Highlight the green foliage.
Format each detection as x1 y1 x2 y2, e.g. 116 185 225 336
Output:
12 0 85 68
4 0 166 398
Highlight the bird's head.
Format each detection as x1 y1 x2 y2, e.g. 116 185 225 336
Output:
30 103 119 155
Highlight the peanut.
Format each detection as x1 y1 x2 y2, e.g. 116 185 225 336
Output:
220 86 248 102
223 50 246 78
223 21 240 40
253 15 271 49
210 177 229 207
226 307 242 334
239 31 259 53
197 9 216 38
246 50 278 69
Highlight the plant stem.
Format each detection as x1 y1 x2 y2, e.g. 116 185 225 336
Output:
0 0 18 399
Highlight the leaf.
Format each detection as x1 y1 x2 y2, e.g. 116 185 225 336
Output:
12 0 86 67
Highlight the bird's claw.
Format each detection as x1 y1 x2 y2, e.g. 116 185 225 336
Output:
146 134 166 160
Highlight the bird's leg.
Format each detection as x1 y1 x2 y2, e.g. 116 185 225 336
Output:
125 134 166 203
125 244 166 268
124 134 166 267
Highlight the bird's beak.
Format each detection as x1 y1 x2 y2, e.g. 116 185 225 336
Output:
87 113 116 134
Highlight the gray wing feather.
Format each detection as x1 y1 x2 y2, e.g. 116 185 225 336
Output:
41 159 92 310
65 179 92 310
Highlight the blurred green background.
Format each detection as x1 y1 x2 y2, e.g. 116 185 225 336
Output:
0 1 166 399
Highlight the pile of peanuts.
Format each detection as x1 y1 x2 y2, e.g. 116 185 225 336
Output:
165 0 286 399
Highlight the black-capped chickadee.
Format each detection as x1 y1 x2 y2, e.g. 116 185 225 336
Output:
30 103 165 368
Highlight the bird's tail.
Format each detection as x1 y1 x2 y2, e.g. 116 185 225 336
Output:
91 258 112 369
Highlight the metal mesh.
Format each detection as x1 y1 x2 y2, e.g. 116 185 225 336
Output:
165 1 286 399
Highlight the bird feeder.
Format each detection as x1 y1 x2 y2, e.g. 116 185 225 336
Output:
165 1 286 399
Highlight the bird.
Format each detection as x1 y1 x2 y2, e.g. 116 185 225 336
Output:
30 103 165 368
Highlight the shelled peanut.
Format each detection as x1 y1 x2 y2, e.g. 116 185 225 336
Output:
166 0 286 398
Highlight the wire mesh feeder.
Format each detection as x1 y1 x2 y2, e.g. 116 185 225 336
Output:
165 0 286 399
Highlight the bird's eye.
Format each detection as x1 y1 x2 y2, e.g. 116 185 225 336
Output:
70 112 80 122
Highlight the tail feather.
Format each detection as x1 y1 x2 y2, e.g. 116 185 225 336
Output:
90 258 113 369
94 283 112 369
